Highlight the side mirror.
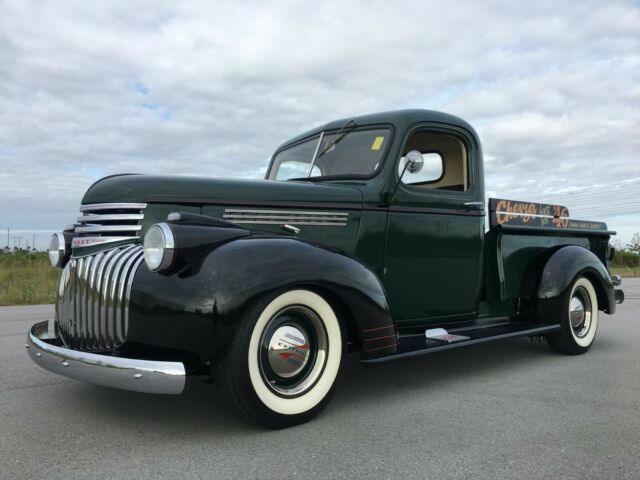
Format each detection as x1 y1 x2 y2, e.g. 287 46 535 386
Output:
389 150 427 205
404 150 424 174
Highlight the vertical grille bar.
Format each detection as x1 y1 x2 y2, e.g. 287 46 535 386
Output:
87 251 104 349
79 258 86 348
91 248 119 349
55 244 143 351
58 267 66 340
71 259 80 348
54 263 66 339
117 250 144 343
101 246 134 348
56 264 71 343
77 258 85 348
104 246 136 346
66 263 74 342
62 265 70 341
80 257 92 349
109 247 140 345
124 255 145 338
66 259 74 345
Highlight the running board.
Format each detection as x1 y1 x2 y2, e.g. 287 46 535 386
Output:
361 322 561 366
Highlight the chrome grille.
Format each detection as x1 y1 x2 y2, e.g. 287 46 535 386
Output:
76 203 146 237
56 245 144 351
223 208 349 226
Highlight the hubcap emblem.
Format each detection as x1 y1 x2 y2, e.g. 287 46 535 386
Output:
267 325 310 378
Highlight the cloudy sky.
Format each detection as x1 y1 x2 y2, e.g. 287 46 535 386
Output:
1 0 638 248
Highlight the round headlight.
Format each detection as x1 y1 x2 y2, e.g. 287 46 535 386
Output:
143 223 175 272
48 233 66 268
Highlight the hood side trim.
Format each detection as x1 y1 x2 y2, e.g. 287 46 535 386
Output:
148 196 364 211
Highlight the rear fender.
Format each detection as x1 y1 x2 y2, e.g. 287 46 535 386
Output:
537 245 615 314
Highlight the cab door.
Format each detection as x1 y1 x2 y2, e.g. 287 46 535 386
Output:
382 126 485 326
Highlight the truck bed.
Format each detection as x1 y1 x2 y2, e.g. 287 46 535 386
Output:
485 198 614 303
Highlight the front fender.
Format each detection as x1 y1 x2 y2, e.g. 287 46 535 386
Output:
127 237 395 366
537 245 615 314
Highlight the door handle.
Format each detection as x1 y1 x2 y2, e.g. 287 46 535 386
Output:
463 201 484 208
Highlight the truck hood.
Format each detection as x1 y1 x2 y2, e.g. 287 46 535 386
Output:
82 174 363 207
81 174 364 255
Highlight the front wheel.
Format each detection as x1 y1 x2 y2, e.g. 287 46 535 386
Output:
545 276 599 355
217 289 343 428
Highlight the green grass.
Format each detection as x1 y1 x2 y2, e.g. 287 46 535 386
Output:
0 250 59 306
610 266 640 279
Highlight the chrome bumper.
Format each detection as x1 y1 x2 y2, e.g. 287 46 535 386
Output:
26 320 186 394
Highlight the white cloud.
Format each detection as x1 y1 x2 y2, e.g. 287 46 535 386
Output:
0 0 638 242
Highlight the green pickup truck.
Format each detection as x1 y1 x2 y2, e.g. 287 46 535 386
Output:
27 109 624 428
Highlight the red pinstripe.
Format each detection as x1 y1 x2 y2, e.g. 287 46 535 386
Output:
363 334 396 342
362 324 395 333
364 341 398 353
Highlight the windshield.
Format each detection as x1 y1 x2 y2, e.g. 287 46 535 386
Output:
267 127 391 181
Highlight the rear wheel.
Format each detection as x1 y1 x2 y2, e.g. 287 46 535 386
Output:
546 276 599 355
217 289 343 428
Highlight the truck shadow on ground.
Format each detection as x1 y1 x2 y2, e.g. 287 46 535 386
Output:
62 336 583 435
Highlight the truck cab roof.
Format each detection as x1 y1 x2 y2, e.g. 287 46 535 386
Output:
277 109 481 151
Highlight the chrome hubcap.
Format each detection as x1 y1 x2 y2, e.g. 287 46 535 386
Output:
267 325 311 378
259 306 328 397
569 287 592 338
569 297 585 327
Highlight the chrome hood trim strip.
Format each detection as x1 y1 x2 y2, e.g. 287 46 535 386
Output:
80 203 147 211
223 208 349 226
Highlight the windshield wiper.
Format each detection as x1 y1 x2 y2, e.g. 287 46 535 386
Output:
315 119 358 160
287 119 358 182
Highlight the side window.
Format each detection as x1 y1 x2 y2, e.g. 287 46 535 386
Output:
400 131 469 192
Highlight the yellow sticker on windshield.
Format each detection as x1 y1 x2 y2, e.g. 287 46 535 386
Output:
371 136 384 150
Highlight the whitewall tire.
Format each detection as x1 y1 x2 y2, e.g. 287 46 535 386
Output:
217 289 344 428
546 276 599 355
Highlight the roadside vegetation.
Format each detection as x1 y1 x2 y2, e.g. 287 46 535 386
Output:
610 250 640 278
610 233 640 278
0 248 59 306
0 234 638 306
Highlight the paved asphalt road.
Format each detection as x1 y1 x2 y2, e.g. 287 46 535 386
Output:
1 280 638 479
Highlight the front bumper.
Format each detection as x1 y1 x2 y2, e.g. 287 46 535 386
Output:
26 320 186 394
